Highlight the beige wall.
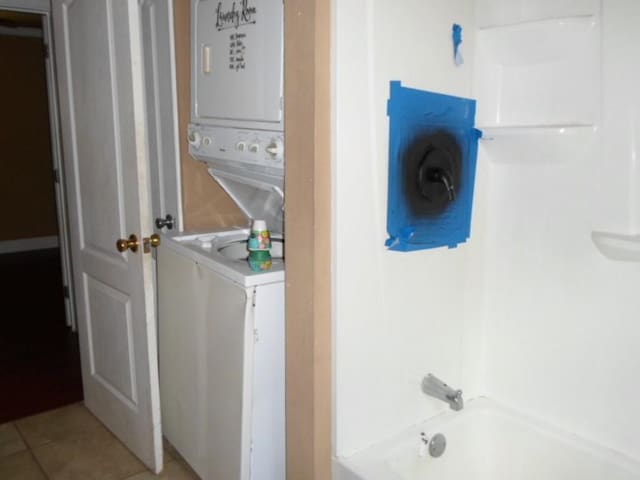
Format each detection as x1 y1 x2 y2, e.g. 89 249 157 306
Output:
0 34 58 241
173 0 245 231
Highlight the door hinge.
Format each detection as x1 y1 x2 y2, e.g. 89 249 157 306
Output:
53 168 60 184
251 287 257 307
63 285 70 299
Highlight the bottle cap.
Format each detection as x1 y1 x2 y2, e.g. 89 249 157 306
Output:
248 219 271 251
251 219 267 232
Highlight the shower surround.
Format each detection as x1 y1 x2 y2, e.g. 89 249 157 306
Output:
333 0 640 475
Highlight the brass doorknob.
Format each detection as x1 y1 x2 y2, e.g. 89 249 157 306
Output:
149 233 161 247
116 234 139 253
142 233 161 253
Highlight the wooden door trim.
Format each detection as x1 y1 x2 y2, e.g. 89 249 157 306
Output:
284 0 332 478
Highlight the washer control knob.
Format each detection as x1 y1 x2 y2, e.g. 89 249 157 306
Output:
249 143 260 153
203 136 212 146
265 138 284 158
187 130 201 148
236 141 247 152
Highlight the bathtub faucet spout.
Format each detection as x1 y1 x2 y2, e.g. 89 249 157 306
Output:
422 373 464 411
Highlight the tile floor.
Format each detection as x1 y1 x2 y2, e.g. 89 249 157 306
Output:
0 403 199 480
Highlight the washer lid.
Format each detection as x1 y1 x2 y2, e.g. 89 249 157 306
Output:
207 165 284 234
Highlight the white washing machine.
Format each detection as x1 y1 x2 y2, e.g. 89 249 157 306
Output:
158 1 285 479
157 229 284 480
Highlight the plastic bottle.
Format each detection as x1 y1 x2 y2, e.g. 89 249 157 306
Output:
247 219 272 272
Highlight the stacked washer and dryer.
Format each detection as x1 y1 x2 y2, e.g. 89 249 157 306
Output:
157 1 285 479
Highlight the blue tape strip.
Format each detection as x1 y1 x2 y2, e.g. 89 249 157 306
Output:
452 24 463 66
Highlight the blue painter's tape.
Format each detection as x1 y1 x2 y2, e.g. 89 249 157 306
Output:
385 81 482 252
452 24 463 65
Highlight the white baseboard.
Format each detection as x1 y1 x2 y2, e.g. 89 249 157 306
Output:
0 236 59 254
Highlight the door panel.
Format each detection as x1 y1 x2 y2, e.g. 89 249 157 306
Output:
141 0 183 233
66 0 127 254
85 274 137 404
53 0 162 472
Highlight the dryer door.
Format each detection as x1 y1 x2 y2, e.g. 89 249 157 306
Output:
192 0 283 127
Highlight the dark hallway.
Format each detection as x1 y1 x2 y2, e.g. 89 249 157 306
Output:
0 248 82 424
0 11 83 424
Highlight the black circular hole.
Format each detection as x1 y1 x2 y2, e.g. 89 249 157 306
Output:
403 130 462 217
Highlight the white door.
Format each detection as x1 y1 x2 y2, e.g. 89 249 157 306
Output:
52 0 162 472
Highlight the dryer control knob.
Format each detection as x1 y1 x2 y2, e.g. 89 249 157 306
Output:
187 130 201 148
265 138 284 158
249 143 260 153
236 141 247 152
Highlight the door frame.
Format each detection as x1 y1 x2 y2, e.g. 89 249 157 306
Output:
0 0 76 331
284 0 332 478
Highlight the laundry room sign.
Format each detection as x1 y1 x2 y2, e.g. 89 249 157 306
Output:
215 0 257 30
212 0 258 71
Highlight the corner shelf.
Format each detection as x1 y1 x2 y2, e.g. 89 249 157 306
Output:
591 231 640 262
475 14 599 137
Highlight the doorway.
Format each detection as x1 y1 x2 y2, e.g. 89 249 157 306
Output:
0 10 82 424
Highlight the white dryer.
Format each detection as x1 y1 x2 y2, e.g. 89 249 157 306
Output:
188 0 284 237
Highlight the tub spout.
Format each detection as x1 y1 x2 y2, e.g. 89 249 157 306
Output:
422 373 464 411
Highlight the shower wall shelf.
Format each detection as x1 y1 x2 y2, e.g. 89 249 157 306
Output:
479 125 597 164
591 231 640 262
480 124 593 130
475 0 600 29
480 125 595 137
474 15 599 130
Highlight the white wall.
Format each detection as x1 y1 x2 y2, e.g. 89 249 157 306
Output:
333 0 483 458
479 0 640 462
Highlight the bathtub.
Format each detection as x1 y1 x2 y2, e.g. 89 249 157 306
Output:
335 398 640 480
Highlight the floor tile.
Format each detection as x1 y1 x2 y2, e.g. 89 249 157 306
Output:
161 439 199 476
0 423 27 458
31 426 146 480
0 451 46 480
15 403 103 448
162 437 176 463
124 460 200 480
